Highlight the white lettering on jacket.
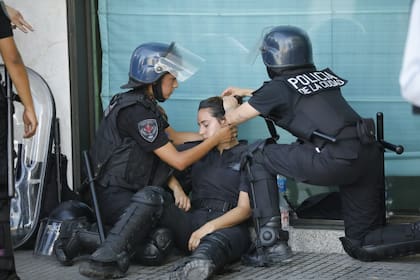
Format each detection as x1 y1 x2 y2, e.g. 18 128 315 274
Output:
286 69 346 95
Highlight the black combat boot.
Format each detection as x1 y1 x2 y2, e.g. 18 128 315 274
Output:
79 187 164 279
340 221 420 262
170 232 230 280
241 217 292 267
54 227 101 266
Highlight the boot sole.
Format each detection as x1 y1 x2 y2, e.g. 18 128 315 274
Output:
79 261 125 279
170 259 215 280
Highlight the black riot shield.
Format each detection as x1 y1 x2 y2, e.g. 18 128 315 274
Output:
0 64 56 249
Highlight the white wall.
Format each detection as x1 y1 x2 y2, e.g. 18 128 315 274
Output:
2 0 73 187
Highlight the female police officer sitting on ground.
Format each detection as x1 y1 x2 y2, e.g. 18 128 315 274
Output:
73 42 235 279
166 95 252 280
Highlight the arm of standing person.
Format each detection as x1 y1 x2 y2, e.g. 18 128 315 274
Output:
187 191 251 251
167 175 191 212
0 16 37 137
5 4 34 33
400 0 420 107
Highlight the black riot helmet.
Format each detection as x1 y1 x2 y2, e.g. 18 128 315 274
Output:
261 25 314 71
34 200 95 256
120 42 204 102
121 42 171 89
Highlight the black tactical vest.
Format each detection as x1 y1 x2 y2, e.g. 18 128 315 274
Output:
89 89 171 191
268 68 361 144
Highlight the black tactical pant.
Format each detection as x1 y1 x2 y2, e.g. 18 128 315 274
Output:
96 185 136 229
159 202 250 261
260 139 385 242
97 186 250 264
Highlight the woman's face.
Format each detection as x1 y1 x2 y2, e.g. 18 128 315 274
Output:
160 73 179 100
197 108 224 139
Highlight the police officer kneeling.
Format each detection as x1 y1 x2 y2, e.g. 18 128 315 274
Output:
71 41 233 279
222 25 420 262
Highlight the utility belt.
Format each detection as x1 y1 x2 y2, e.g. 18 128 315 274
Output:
335 125 358 140
337 119 375 143
192 198 235 213
312 118 376 149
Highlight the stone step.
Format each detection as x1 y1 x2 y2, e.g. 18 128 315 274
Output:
288 218 345 254
289 226 345 254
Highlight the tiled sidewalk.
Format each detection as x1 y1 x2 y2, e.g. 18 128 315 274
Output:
15 249 420 280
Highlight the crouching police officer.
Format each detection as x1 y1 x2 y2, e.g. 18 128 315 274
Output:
73 42 234 279
222 25 420 262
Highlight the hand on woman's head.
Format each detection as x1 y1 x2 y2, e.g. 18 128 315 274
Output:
222 96 240 112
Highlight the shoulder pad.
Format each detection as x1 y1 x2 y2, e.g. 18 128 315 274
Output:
104 91 148 117
103 93 122 117
285 68 347 95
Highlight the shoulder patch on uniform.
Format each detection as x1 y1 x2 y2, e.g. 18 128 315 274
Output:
285 68 347 95
138 119 158 143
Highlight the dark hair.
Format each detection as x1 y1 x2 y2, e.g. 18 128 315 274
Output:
198 96 225 121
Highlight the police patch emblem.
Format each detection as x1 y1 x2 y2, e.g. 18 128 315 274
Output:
286 68 347 95
138 119 158 143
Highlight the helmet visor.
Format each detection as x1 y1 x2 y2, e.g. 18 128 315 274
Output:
154 42 205 82
34 218 62 256
245 26 275 65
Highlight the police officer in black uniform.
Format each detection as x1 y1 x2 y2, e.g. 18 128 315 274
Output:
77 42 235 279
222 25 420 262
165 96 251 280
0 4 37 279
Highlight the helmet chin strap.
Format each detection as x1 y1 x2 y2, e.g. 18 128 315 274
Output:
152 77 165 102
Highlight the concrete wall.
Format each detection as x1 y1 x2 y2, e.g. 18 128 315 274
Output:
1 0 72 186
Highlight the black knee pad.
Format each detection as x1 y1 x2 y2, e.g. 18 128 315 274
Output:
132 186 165 207
134 227 173 266
258 216 282 247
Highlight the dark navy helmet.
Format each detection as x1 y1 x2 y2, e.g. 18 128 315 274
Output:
121 42 171 89
121 42 204 89
48 200 95 221
34 200 94 256
261 25 314 70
